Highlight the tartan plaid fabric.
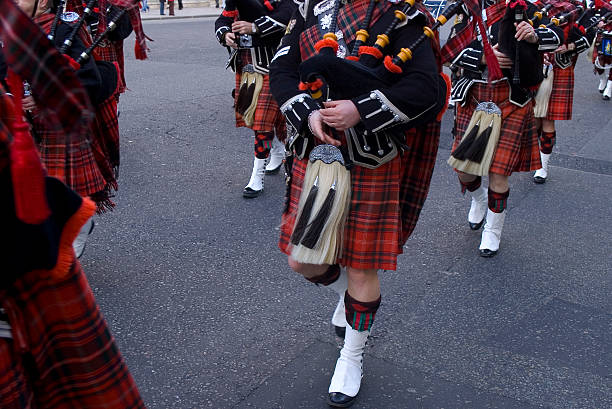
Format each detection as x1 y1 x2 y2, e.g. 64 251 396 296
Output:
545 64 574 120
279 122 440 271
344 292 380 332
0 1 93 148
32 15 115 209
299 0 390 61
67 0 145 92
95 40 127 93
279 0 441 270
67 0 148 64
0 260 144 409
234 51 285 135
453 81 541 176
94 93 121 177
547 0 578 17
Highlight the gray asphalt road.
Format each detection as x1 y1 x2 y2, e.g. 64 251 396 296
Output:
80 18 612 409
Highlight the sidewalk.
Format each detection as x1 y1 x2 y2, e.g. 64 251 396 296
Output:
140 6 220 20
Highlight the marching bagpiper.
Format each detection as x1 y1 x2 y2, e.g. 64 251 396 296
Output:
445 0 563 256
270 0 452 405
584 0 612 99
66 0 149 98
0 0 144 406
532 0 591 183
23 0 134 257
214 0 295 198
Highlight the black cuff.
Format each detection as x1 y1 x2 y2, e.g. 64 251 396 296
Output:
574 36 589 53
536 27 561 51
451 48 483 73
254 16 286 37
352 90 409 133
216 26 231 44
280 93 319 134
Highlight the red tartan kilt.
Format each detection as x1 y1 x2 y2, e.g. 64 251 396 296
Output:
92 95 120 184
279 123 440 271
36 125 108 198
94 39 127 94
453 81 540 176
234 51 285 137
0 261 144 409
545 65 574 121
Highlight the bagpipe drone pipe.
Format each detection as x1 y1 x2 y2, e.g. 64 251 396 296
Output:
42 0 130 105
74 0 142 65
545 2 585 29
584 10 612 32
296 0 461 128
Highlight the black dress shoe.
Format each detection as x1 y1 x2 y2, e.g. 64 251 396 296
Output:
334 325 346 339
469 217 485 230
479 248 498 258
243 187 262 198
264 163 282 175
328 392 356 408
533 175 546 184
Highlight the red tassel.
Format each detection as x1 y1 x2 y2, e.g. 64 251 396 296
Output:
134 39 148 60
6 71 50 224
93 7 99 13
63 55 81 70
314 39 339 54
358 46 383 59
264 0 274 11
383 55 402 74
476 17 502 81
